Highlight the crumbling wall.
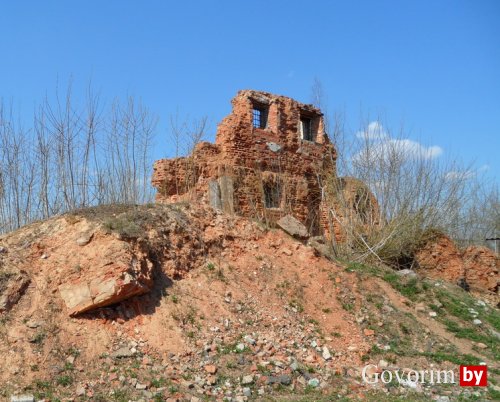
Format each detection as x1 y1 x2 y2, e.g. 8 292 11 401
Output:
414 234 466 284
415 234 499 294
152 142 220 203
462 246 499 293
152 90 357 239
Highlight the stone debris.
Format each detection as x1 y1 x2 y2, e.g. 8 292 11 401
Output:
10 396 35 402
204 364 217 374
0 192 496 402
322 346 332 361
76 384 86 396
267 375 292 385
75 232 93 246
276 215 309 240
378 359 389 368
307 236 334 259
308 378 320 388
25 319 43 329
241 375 254 385
243 335 256 345
111 346 135 358
396 269 417 277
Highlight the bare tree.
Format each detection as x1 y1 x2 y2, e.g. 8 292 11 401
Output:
310 76 330 133
321 115 498 264
168 111 209 157
0 82 159 234
310 76 498 262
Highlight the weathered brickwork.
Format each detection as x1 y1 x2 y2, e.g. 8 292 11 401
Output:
152 90 377 241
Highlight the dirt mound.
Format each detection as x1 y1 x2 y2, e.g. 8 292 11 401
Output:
1 204 498 401
0 204 372 399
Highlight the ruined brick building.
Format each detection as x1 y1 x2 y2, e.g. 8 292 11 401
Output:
152 90 379 242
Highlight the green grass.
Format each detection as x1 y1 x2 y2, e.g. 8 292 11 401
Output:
112 389 132 402
355 260 499 362
382 273 423 301
431 287 500 360
31 332 46 345
443 319 499 361
345 262 379 275
488 387 500 401
438 289 500 331
32 379 61 401
217 340 250 355
150 377 168 388
56 375 73 386
271 389 432 401
418 351 481 366
345 262 426 301
289 299 304 313
443 319 486 342
363 330 483 366
257 364 271 375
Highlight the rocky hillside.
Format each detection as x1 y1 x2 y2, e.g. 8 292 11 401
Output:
0 203 498 401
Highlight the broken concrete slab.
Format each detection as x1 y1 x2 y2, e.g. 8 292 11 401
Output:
276 215 309 239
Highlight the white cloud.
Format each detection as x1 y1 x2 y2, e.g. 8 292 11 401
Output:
356 121 389 140
387 139 443 160
353 121 443 166
478 164 490 172
445 170 475 180
445 164 489 181
354 138 443 165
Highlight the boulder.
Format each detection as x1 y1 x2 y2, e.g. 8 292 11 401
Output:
396 269 417 278
307 236 334 259
59 247 153 316
276 215 309 239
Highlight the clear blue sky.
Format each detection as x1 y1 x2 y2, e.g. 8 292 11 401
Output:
1 0 499 182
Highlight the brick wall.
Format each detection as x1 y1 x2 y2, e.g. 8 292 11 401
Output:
152 90 377 242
